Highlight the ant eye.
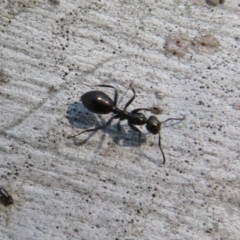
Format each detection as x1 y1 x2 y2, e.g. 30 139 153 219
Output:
146 116 161 135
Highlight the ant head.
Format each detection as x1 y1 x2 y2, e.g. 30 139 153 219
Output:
146 116 161 135
130 112 147 125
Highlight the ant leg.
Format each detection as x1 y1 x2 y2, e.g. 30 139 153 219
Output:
117 120 122 132
117 117 127 132
161 116 185 124
128 122 142 145
131 108 153 113
68 115 117 139
123 87 136 111
158 133 166 164
95 84 118 106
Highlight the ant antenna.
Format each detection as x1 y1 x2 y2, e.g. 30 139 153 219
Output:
159 116 185 164
161 116 185 124
158 133 166 164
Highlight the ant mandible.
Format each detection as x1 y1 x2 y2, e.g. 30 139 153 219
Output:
68 84 185 164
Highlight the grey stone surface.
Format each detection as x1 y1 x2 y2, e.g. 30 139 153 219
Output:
0 0 240 239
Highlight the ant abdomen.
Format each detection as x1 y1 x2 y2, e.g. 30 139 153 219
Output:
81 90 114 114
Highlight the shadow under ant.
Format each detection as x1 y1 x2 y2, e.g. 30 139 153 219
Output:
66 102 147 148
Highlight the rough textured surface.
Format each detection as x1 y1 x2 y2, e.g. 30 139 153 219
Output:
0 0 240 239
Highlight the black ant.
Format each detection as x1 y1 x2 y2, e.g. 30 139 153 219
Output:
0 187 13 206
68 84 185 164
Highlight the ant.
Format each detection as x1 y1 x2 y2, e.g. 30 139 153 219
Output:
0 187 13 206
68 84 185 164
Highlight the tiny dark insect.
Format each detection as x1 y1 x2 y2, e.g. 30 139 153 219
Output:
68 85 185 164
0 187 13 206
206 0 225 6
48 0 60 5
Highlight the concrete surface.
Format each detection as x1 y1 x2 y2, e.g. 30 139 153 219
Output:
0 0 240 239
